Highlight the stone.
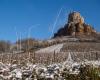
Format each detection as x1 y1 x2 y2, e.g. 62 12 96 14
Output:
53 12 96 38
68 12 84 24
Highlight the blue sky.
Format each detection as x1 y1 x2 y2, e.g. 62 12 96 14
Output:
0 0 100 42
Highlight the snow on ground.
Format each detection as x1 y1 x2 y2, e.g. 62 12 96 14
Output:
0 54 100 80
0 60 100 80
36 43 64 53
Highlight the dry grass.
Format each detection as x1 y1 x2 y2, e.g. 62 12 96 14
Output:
0 51 100 65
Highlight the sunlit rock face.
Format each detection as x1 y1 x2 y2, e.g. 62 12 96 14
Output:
68 12 84 24
54 12 96 38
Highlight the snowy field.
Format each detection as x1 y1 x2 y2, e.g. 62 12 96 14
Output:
0 53 100 80
36 43 64 53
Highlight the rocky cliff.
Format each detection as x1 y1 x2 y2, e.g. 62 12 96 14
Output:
54 12 96 38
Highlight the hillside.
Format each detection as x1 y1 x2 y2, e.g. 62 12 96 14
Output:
34 11 100 61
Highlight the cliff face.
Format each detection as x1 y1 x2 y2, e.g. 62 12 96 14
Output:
54 12 96 38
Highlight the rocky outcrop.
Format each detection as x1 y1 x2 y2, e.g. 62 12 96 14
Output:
54 12 96 38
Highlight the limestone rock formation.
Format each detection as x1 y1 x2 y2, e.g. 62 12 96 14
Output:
68 12 84 24
54 12 96 38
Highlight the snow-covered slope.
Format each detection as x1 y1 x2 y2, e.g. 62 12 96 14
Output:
36 43 64 53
